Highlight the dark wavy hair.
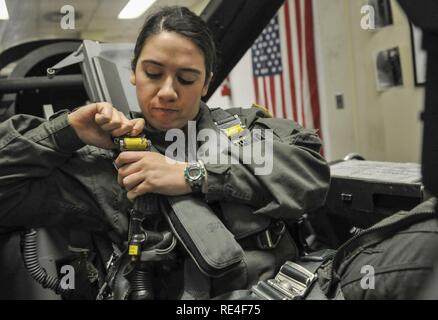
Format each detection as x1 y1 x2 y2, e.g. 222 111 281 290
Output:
132 6 217 84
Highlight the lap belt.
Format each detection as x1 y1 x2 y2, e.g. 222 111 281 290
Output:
251 249 335 300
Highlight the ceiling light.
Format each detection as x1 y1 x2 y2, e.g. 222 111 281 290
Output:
0 0 9 20
118 0 156 19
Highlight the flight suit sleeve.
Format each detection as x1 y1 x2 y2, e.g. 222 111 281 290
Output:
0 111 111 231
203 107 330 221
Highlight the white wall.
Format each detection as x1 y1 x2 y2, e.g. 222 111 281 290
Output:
207 50 255 109
314 0 425 162
313 0 360 161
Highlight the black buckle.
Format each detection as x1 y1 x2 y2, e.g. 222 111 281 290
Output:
256 221 286 250
252 261 317 300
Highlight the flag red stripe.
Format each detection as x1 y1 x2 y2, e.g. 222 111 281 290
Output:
283 1 298 121
295 0 306 126
249 1 323 153
280 74 287 119
304 0 322 137
263 77 270 113
269 77 277 118
253 77 260 104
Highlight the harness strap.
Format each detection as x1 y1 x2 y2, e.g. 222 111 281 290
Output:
180 258 211 300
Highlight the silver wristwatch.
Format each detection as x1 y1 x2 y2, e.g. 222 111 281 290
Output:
184 160 206 193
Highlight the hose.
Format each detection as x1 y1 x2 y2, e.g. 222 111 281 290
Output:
129 262 154 300
21 229 66 295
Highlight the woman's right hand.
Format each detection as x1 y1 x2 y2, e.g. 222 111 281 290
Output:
68 102 145 149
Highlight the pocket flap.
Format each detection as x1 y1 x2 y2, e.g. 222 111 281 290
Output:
162 195 244 277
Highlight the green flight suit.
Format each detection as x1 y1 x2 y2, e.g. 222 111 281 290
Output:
0 103 330 298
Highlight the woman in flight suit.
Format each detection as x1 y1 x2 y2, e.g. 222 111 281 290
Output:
0 6 330 299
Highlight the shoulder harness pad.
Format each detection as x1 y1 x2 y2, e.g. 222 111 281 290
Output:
210 108 252 146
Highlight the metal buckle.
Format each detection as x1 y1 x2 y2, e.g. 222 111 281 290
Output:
215 115 251 146
230 130 251 146
256 221 286 250
266 261 317 300
251 281 290 300
252 261 317 300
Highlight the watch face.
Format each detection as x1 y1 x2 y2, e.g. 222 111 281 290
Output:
188 167 202 180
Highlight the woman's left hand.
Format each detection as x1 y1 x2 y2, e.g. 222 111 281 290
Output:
114 151 191 200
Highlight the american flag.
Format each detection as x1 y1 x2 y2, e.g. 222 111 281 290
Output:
251 0 321 135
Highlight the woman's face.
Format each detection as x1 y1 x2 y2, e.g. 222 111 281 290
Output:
131 31 211 130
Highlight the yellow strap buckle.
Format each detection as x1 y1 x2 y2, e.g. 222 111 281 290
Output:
128 244 139 256
223 124 245 138
114 137 150 151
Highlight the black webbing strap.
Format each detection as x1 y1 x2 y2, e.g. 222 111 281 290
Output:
210 107 236 125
